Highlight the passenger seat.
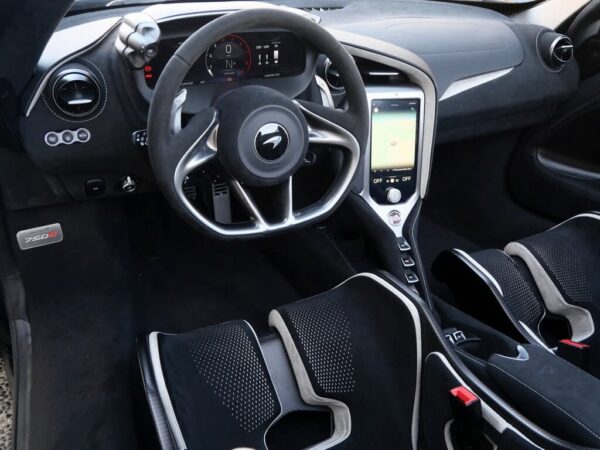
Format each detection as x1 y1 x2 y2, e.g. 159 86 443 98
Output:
434 212 600 376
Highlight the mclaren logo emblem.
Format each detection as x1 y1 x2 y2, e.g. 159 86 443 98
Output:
254 123 289 161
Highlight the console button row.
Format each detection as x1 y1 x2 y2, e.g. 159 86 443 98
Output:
45 128 90 147
397 236 419 286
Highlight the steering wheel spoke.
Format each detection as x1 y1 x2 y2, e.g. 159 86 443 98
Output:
172 109 219 183
297 101 360 156
229 180 268 227
230 176 295 228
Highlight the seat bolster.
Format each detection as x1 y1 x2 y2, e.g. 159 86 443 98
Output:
270 273 423 450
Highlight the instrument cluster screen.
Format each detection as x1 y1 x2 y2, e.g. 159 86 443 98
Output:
369 98 420 204
143 31 306 88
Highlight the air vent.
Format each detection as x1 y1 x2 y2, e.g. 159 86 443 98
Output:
539 32 574 70
323 57 408 91
324 59 344 90
551 36 574 65
301 6 342 12
52 69 101 117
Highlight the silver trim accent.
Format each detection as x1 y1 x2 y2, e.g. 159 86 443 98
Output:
172 104 360 237
440 68 513 101
269 272 423 449
537 151 600 181
331 33 437 222
367 71 401 77
148 332 187 450
519 321 553 352
551 212 600 229
494 345 530 362
359 86 425 238
269 310 351 449
505 241 595 342
453 249 504 296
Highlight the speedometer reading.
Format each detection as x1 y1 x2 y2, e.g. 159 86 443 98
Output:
205 34 251 80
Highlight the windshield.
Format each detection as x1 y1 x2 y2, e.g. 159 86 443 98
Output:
68 0 540 14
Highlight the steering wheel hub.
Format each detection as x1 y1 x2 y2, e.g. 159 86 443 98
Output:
255 123 289 162
215 85 308 187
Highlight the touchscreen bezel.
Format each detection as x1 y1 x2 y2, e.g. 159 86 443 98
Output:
368 96 421 205
369 98 420 201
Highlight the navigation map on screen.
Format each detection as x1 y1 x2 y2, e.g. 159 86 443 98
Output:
370 100 418 171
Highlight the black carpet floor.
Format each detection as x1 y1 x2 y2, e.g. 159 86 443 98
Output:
7 196 350 450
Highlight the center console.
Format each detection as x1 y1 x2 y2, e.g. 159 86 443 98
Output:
352 85 428 290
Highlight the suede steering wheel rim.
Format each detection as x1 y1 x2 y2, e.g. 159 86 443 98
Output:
147 8 369 238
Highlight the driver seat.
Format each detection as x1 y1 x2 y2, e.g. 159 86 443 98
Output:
138 273 423 450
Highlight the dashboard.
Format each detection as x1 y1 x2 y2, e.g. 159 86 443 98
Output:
13 0 580 226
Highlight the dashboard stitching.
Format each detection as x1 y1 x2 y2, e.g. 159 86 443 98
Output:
41 57 108 124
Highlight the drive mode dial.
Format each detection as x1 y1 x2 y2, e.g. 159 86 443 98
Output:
386 187 402 204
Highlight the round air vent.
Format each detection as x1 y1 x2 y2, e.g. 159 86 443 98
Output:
52 69 101 117
324 59 344 91
550 36 574 65
539 32 574 69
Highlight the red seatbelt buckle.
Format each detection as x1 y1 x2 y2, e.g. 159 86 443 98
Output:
449 386 483 446
558 339 591 372
450 386 479 407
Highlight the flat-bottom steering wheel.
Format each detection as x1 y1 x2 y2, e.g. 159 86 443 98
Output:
148 8 369 238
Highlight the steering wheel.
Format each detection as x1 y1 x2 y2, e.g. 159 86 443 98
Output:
148 8 369 238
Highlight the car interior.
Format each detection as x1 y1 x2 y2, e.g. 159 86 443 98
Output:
0 0 600 449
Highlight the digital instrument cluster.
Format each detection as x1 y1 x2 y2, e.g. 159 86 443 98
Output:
143 31 306 88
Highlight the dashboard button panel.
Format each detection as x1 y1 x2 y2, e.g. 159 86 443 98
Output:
44 128 91 147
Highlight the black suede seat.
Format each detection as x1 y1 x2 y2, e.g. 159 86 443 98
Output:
433 248 550 348
138 271 600 449
505 213 600 363
269 274 422 449
139 274 423 450
435 212 600 376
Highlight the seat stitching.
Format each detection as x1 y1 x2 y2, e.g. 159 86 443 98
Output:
488 362 600 442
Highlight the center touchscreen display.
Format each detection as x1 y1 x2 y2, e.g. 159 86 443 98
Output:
369 98 420 204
